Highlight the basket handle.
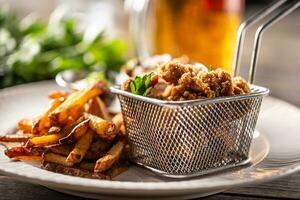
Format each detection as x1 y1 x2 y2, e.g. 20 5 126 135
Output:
233 0 300 84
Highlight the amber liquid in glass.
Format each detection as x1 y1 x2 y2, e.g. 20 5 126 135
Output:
151 0 244 73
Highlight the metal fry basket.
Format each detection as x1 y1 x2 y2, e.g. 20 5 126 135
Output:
111 0 299 178
111 86 268 177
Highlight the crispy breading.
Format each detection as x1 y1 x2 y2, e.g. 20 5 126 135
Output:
160 62 190 84
233 77 251 95
121 79 132 92
149 61 250 100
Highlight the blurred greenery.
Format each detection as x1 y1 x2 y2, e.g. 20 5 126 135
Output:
0 7 127 88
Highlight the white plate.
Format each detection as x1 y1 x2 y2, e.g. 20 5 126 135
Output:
1 81 300 199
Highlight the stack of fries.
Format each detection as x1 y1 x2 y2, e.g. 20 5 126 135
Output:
0 81 128 179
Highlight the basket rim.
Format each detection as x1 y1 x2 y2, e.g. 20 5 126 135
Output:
110 84 269 107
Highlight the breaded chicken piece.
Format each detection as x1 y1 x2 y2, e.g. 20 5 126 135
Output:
214 68 235 96
160 61 207 84
233 77 251 95
121 79 132 92
122 59 251 100
177 72 213 98
160 62 190 84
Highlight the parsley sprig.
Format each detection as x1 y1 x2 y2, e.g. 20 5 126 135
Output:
130 73 153 96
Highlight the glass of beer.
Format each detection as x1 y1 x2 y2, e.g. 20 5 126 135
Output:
128 0 244 74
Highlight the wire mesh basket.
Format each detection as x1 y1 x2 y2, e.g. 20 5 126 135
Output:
110 0 300 177
111 86 268 177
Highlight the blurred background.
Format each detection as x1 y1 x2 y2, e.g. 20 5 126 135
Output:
0 0 299 106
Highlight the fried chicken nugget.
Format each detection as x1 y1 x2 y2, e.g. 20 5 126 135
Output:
233 77 251 95
160 62 190 84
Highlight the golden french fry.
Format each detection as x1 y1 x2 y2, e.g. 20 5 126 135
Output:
43 153 73 167
48 91 69 99
119 125 126 136
79 162 96 172
112 114 126 135
38 117 84 146
49 81 106 125
50 144 101 160
0 134 29 143
5 146 41 158
12 155 42 161
48 126 61 134
66 129 94 164
49 145 73 156
32 98 64 135
59 119 89 143
94 140 125 173
28 133 65 147
3 82 128 179
112 114 123 129
88 97 110 120
18 118 34 133
85 113 116 140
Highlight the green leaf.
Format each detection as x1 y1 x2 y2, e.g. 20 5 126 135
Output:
130 82 136 94
134 76 142 90
130 73 153 96
143 87 152 96
144 72 153 88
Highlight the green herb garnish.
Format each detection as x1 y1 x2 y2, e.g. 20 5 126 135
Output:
208 65 214 72
130 73 153 96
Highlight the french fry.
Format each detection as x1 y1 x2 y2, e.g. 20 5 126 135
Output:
5 147 41 158
59 119 89 143
12 155 42 161
79 162 95 172
3 82 128 179
119 125 126 136
66 129 94 164
28 133 65 147
36 117 85 147
43 153 73 167
85 113 116 140
0 134 29 143
112 114 123 129
18 118 34 133
50 144 102 160
49 145 74 156
112 114 126 136
88 97 110 120
65 105 85 125
94 140 125 173
48 126 61 134
32 98 64 135
49 81 106 125
48 91 69 99
42 162 110 179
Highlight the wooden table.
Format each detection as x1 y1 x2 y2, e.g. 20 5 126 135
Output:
1 172 300 200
